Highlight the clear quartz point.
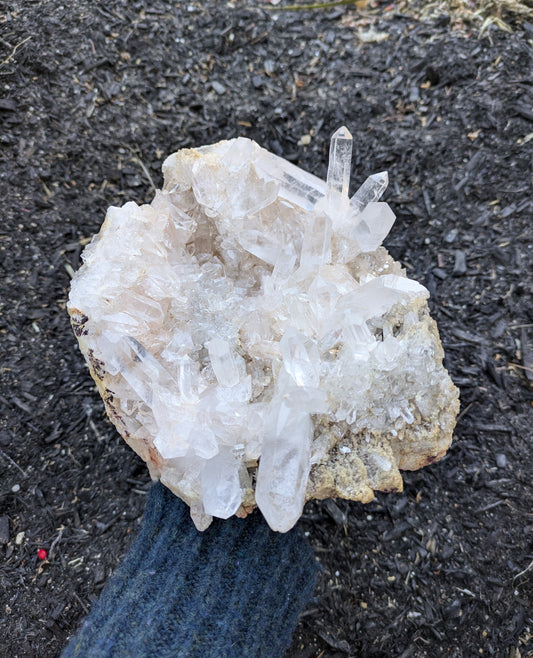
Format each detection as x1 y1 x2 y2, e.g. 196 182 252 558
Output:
255 406 314 533
177 355 197 403
206 338 240 387
110 336 176 408
349 171 389 216
352 202 396 253
280 327 320 387
237 229 281 266
300 212 332 270
342 320 375 360
202 448 242 519
326 126 353 218
254 151 326 211
272 248 297 283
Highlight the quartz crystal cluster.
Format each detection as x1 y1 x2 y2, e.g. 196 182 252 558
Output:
68 128 459 532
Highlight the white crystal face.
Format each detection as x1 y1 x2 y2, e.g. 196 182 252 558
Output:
68 128 459 532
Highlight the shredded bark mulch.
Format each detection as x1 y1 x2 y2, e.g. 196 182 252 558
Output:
1 1 532 656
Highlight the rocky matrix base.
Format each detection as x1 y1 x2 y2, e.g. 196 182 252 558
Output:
68 128 459 532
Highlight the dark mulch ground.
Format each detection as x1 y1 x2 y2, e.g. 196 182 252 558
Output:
1 1 532 656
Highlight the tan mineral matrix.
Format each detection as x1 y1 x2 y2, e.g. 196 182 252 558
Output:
68 128 459 532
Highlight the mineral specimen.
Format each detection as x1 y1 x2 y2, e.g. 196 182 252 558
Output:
68 128 459 532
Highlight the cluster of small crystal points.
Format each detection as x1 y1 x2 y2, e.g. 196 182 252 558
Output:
69 128 458 532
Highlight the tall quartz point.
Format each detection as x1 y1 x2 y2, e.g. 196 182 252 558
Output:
68 127 459 532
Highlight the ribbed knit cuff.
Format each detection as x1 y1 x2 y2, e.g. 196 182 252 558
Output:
62 482 317 658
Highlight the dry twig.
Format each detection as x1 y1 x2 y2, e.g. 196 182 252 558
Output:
0 36 31 68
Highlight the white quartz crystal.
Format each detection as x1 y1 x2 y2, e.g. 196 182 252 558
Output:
68 128 459 532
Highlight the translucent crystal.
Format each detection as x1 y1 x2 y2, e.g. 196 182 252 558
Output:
177 355 198 403
202 449 242 519
255 406 314 533
326 126 352 218
237 229 281 266
206 338 240 387
352 202 396 253
333 274 428 326
254 150 326 211
280 328 320 387
153 422 193 460
342 321 375 360
349 171 389 216
272 248 297 283
300 212 332 270
68 127 459 533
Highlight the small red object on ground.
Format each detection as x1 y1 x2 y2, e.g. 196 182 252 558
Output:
37 549 47 560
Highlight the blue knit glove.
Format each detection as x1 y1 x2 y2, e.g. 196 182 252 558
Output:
62 482 317 658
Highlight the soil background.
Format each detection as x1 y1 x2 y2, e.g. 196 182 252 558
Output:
1 1 532 656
